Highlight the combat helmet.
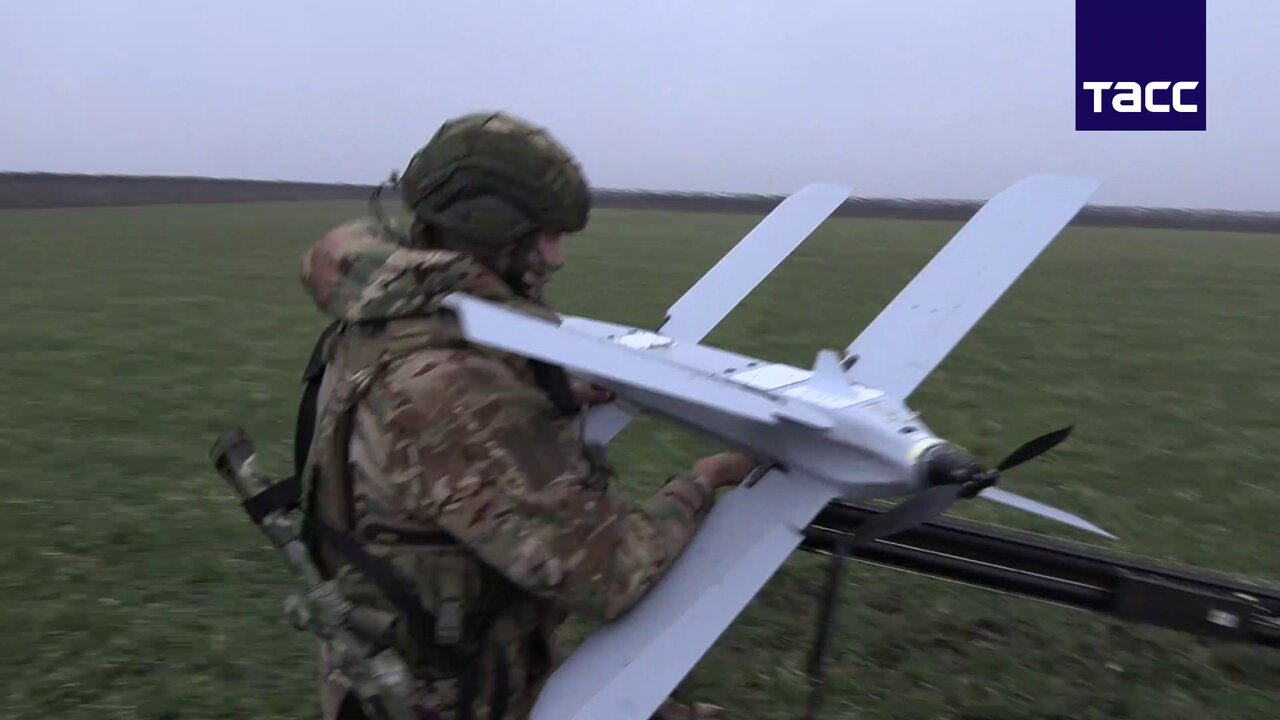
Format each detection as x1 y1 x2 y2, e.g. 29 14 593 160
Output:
398 111 591 251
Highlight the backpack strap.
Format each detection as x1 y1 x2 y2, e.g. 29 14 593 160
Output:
295 320 341 478
230 321 341 535
530 360 578 416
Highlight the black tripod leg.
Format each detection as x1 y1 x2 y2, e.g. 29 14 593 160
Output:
802 539 850 720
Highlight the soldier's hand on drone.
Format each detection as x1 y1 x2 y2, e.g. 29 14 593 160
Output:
692 451 760 491
571 381 616 407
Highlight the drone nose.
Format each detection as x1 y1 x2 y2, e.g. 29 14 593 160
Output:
921 446 984 487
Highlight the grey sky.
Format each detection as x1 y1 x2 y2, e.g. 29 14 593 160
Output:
2 1 1276 210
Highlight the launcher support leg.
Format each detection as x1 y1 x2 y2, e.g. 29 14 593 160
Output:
802 538 850 720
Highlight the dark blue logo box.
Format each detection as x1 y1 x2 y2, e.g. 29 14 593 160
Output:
1076 0 1206 131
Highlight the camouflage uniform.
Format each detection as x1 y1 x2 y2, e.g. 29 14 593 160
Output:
299 113 727 720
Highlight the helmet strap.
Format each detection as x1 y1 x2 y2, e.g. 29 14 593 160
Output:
502 232 544 300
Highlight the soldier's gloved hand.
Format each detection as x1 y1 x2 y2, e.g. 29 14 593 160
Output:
692 452 760 491
571 381 616 407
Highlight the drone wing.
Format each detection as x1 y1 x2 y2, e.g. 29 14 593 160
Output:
440 293 831 430
559 317 660 446
581 182 853 445
529 467 843 720
844 174 1101 399
660 182 853 341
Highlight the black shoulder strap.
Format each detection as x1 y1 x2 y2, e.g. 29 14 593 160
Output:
235 321 342 526
294 320 342 478
530 360 578 416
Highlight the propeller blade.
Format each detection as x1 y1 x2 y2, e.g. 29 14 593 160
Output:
851 484 966 545
979 487 1116 539
995 425 1074 472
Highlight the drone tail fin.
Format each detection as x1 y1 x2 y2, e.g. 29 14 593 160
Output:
809 349 855 396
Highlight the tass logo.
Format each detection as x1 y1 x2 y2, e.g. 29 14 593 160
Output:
1081 81 1201 113
1075 0 1206 131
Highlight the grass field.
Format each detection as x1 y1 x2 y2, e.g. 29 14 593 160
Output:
2 200 1279 720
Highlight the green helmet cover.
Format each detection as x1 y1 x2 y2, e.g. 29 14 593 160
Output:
399 111 591 247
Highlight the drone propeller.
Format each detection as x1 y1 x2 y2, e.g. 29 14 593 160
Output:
844 482 970 546
992 424 1073 473
848 426 1108 546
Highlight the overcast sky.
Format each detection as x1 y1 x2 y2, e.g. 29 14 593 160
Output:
2 1 1276 210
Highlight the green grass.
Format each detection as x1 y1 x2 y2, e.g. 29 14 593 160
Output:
2 201 1279 719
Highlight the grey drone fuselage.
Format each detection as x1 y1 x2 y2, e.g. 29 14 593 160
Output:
561 317 965 503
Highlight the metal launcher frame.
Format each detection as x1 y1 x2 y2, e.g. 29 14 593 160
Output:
801 500 1280 649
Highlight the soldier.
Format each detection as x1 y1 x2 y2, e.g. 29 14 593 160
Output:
297 111 758 720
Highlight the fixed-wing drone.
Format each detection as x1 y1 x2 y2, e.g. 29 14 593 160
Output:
438 174 1115 720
